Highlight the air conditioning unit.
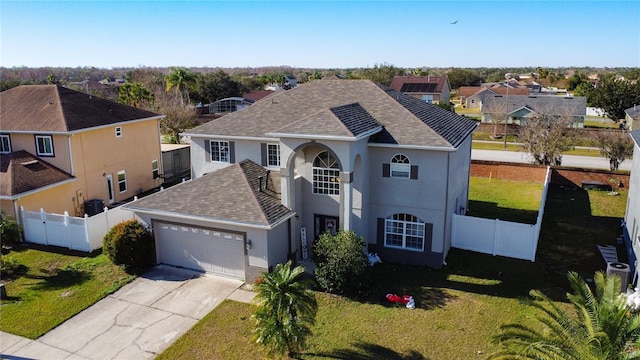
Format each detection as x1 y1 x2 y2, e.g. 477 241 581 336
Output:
607 262 631 292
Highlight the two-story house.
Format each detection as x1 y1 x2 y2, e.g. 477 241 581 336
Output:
0 85 164 221
125 80 477 281
624 129 640 283
389 75 451 104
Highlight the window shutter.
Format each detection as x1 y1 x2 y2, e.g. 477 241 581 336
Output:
382 163 390 178
229 141 235 163
410 165 418 180
261 143 267 166
377 218 385 246
204 140 210 162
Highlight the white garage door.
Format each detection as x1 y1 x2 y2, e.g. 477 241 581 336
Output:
155 222 245 279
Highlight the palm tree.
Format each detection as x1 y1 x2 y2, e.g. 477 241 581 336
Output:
488 271 640 359
118 83 153 109
252 260 318 359
165 67 197 107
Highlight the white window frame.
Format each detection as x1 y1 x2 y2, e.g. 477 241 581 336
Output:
115 126 122 137
390 154 410 179
210 140 230 163
267 143 280 167
0 134 11 154
117 170 127 193
152 159 159 179
312 151 340 195
35 135 54 156
384 213 425 251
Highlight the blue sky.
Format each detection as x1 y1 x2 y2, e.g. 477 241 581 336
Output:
1 1 638 69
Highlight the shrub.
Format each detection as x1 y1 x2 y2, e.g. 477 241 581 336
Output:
103 220 153 273
312 230 369 294
0 214 22 249
1 256 19 275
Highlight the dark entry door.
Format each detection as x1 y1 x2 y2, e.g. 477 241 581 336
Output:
314 214 339 238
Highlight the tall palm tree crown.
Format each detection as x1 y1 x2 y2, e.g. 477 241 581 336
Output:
252 261 318 359
489 271 640 360
165 67 197 107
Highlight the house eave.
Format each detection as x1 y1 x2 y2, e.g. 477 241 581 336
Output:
181 134 279 142
125 206 295 230
1 115 164 135
0 177 78 200
368 143 457 152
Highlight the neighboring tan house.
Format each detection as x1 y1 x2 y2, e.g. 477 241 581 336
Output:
389 75 451 104
125 79 477 281
625 105 640 131
481 94 587 128
624 130 640 283
0 85 164 221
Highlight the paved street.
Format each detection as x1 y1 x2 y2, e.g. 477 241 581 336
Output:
471 149 632 171
0 265 256 360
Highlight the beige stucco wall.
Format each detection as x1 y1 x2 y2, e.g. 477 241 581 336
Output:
71 120 162 205
4 119 162 220
3 180 79 223
8 133 73 173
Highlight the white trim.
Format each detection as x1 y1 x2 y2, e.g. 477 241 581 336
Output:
67 135 74 175
1 115 164 135
368 143 457 152
182 134 278 142
125 207 296 230
0 177 77 200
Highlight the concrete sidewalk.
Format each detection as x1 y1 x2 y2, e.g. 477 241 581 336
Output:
1 265 256 360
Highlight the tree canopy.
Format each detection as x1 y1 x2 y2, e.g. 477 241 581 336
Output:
192 70 241 104
360 63 405 86
165 67 198 106
447 68 484 89
587 74 640 121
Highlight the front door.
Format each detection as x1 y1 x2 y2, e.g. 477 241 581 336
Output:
314 214 339 238
106 174 115 204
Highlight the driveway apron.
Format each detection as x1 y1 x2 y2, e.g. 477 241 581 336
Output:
1 265 252 360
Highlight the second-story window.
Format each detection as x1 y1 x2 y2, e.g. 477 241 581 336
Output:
152 159 159 179
312 151 340 195
35 135 54 156
115 126 122 137
390 154 410 179
210 140 230 162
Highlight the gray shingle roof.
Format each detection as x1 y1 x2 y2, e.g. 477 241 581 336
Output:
125 160 292 227
630 129 640 146
625 106 640 120
1 85 161 132
185 80 476 148
0 150 74 197
482 94 587 116
330 103 381 136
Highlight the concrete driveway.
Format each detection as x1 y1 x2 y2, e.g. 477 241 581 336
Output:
1 265 255 360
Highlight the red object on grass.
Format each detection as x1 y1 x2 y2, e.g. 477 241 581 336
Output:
386 293 413 305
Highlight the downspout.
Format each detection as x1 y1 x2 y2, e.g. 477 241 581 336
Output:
68 135 75 175
288 218 293 261
443 152 451 265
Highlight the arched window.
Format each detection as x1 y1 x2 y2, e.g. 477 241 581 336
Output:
390 154 410 179
312 151 340 195
385 213 425 251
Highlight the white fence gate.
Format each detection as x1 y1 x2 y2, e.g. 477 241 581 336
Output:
21 204 136 252
451 166 551 262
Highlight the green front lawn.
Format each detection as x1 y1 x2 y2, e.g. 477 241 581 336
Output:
159 180 627 359
0 246 134 338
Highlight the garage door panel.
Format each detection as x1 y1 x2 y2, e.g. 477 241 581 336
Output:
155 222 245 279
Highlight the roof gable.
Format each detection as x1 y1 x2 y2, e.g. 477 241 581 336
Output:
0 85 160 132
483 95 586 116
0 150 74 197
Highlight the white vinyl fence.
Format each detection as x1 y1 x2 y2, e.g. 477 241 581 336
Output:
21 203 136 252
451 166 551 262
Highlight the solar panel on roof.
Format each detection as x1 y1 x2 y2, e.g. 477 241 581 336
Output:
400 83 438 93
